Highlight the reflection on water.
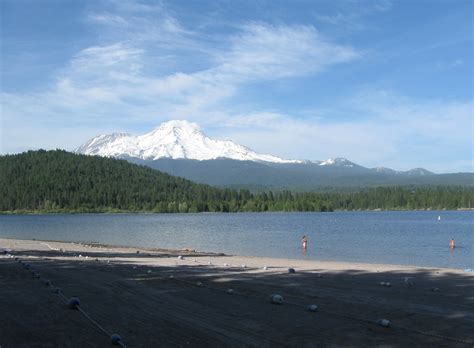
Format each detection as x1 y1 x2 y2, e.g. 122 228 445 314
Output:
0 211 472 269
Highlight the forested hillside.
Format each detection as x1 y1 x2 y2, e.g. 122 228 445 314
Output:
1 150 472 213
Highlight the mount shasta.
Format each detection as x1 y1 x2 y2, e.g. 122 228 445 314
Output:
75 120 471 189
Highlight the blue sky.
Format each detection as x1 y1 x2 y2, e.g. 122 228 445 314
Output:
1 0 472 172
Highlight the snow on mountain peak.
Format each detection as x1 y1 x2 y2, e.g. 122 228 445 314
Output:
75 120 301 163
319 158 355 167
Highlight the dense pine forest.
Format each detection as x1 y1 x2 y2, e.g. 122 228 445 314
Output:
1 150 472 213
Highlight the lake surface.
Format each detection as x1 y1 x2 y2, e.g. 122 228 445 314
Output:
0 211 472 269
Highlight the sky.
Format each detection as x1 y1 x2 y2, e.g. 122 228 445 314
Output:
0 0 472 173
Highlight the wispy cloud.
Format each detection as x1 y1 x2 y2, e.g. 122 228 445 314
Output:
1 16 360 147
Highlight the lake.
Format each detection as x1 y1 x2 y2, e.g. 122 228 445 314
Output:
0 211 472 269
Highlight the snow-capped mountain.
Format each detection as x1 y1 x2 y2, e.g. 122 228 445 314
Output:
76 120 344 164
75 120 434 177
72 120 450 188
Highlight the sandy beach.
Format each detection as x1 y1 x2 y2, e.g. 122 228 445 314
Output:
1 238 473 347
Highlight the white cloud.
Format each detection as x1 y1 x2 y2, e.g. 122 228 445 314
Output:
209 92 473 172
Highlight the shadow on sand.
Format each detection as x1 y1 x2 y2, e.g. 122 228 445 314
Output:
1 248 473 347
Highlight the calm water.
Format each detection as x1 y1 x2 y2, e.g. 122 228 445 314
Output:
0 211 472 269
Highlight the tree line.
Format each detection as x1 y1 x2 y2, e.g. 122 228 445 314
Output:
1 150 472 213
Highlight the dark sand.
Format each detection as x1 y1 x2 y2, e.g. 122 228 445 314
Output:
1 238 473 347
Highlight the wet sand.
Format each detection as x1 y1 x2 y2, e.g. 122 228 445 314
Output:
1 238 473 347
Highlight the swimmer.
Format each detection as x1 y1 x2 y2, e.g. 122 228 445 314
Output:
302 235 308 250
449 238 456 249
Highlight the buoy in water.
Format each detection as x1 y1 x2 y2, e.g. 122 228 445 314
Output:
308 304 318 312
147 270 152 274
227 289 234 294
270 294 283 305
169 275 174 279
196 281 202 287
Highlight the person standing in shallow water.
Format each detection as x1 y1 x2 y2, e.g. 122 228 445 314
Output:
450 238 456 249
302 235 308 250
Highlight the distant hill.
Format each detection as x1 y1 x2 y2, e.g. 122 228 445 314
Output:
1 150 472 213
134 158 473 190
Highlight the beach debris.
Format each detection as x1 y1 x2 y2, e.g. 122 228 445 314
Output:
380 282 391 287
106 260 110 264
308 304 319 312
68 297 81 309
95 258 99 262
193 258 197 262
132 266 137 270
263 266 269 271
136 250 140 254
111 333 123 345
431 287 440 292
227 289 234 294
147 270 152 274
169 275 174 279
288 268 296 274
79 254 83 258
224 263 229 267
377 319 391 328
196 281 203 287
379 282 386 286
270 294 283 305
208 261 212 265
404 277 415 287
241 264 247 268
178 255 184 260
316 273 323 278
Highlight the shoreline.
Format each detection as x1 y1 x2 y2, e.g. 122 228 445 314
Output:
0 236 467 273
1 208 473 215
1 237 473 347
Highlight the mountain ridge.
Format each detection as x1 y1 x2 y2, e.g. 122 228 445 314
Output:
75 120 433 175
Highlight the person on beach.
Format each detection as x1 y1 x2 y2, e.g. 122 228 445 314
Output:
450 238 456 249
302 235 308 250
